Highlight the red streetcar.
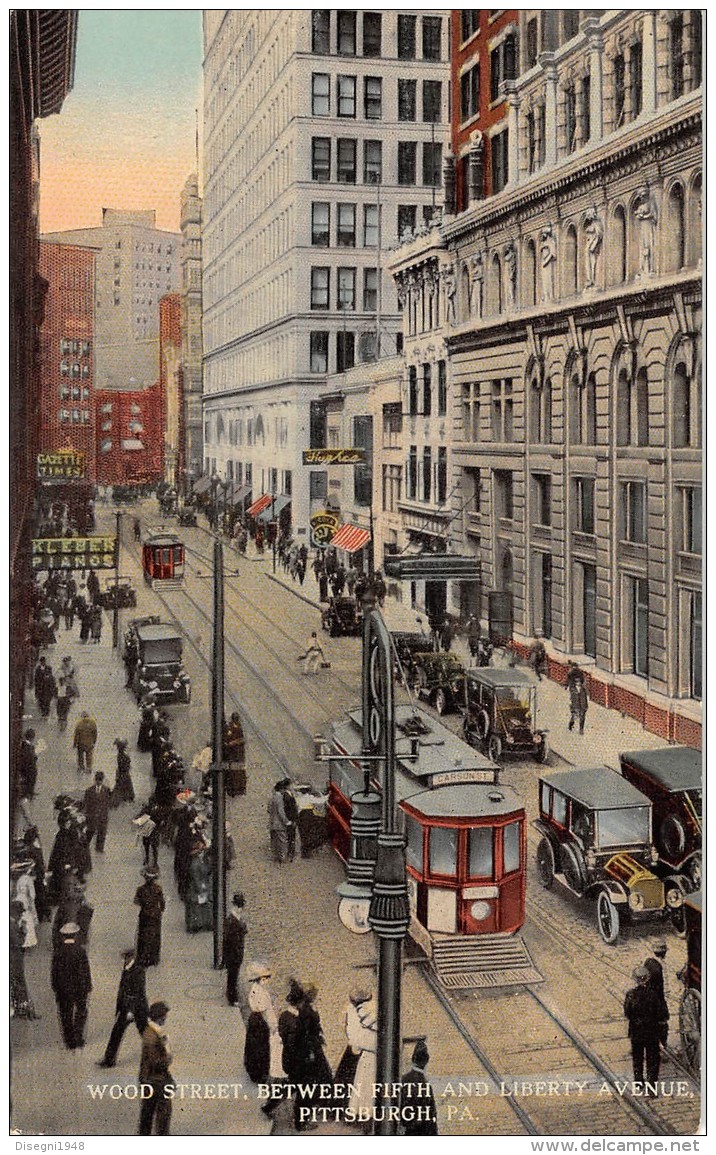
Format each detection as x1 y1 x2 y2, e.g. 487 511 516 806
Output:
141 531 185 588
327 704 538 986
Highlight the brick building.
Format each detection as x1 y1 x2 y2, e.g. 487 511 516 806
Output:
94 381 163 486
451 10 518 212
38 241 97 479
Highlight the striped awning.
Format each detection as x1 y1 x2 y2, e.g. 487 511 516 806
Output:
257 494 291 522
331 522 371 553
247 493 272 518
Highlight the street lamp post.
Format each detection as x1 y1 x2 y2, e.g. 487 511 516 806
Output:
112 509 121 648
211 538 227 968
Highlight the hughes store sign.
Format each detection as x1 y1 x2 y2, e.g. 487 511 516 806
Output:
36 450 86 479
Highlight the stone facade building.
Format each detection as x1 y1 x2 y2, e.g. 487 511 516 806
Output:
389 10 702 745
201 9 450 538
159 293 184 489
180 174 204 484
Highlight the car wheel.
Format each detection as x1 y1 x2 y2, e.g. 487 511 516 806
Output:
536 838 555 889
679 989 701 1074
487 734 502 762
533 735 549 763
561 843 587 897
434 688 448 716
596 890 620 945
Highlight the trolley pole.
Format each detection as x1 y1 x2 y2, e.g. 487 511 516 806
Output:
112 510 121 648
211 539 227 968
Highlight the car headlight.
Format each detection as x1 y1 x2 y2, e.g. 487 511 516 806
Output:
666 888 684 908
534 733 543 744
505 734 514 744
629 892 645 911
650 845 659 864
585 849 596 868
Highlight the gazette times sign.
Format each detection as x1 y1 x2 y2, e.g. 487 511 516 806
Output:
32 535 117 571
36 449 87 479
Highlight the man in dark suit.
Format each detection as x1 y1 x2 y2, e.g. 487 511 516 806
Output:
624 966 662 1090
644 941 670 1046
18 730 38 800
51 922 92 1049
222 892 248 1007
83 771 112 852
139 1001 175 1135
97 950 149 1068
399 1040 438 1135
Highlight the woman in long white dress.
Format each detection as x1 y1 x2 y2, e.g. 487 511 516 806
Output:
243 962 285 1084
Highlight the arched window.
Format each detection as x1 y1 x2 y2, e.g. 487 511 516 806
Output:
608 206 627 285
673 361 691 447
635 368 649 446
563 224 578 296
523 238 537 307
664 184 685 272
616 369 631 445
688 174 702 267
490 252 503 315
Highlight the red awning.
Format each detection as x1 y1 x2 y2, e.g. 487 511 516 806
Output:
247 494 272 518
331 522 371 553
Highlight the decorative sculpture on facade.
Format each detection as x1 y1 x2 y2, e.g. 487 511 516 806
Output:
540 224 557 302
583 207 604 289
470 253 484 318
634 185 658 278
504 242 517 309
442 264 457 324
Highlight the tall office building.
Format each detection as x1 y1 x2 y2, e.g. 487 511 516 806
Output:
42 208 181 392
202 9 450 538
180 174 204 483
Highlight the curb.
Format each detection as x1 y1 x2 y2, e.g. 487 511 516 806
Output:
265 571 324 613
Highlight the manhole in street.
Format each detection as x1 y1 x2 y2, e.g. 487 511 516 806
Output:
183 982 223 1002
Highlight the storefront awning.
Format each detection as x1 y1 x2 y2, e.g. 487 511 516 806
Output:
193 477 212 495
227 483 252 507
257 494 291 523
247 493 273 518
331 522 371 553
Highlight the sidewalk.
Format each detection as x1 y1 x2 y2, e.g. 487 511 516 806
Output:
264 559 668 771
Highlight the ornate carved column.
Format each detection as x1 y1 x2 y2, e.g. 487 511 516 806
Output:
641 11 657 113
504 82 521 186
583 18 604 140
467 131 484 205
442 150 456 217
623 41 634 122
541 54 558 167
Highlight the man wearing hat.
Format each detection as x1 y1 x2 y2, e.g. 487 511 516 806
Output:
399 1040 439 1135
644 941 670 1047
139 1001 175 1135
83 771 113 853
98 950 149 1068
222 892 248 1008
51 921 92 1050
624 966 662 1090
73 710 98 773
18 729 38 801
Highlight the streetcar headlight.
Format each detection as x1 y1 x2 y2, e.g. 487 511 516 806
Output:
470 901 491 922
629 892 645 911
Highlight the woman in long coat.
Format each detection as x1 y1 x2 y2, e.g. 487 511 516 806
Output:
111 738 135 804
243 962 284 1084
134 869 166 966
184 845 213 933
334 988 378 1125
291 984 333 1128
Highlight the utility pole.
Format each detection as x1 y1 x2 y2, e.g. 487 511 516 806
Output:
112 509 121 648
211 538 226 968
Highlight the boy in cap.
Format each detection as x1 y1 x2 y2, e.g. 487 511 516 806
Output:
399 1039 438 1135
139 1001 175 1135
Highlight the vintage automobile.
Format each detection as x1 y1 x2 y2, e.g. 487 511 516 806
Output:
390 630 433 683
112 484 139 503
130 620 191 704
321 596 362 637
534 767 686 944
177 506 198 527
410 650 466 716
678 890 701 1074
96 574 137 610
462 667 548 763
619 746 702 892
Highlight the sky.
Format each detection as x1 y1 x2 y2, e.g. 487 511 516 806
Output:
38 10 204 235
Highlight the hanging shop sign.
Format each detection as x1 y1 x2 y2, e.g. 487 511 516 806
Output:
303 448 367 465
309 510 340 548
36 449 87 480
32 535 117 571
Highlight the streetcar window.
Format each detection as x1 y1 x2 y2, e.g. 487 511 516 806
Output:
162 549 171 565
405 815 424 872
428 826 458 877
503 821 521 875
331 758 362 798
596 805 650 849
552 790 568 827
540 781 550 815
173 546 183 564
468 827 493 878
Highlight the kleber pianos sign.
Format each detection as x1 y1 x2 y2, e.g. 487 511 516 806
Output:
36 450 86 479
303 448 367 465
32 536 117 571
309 510 340 547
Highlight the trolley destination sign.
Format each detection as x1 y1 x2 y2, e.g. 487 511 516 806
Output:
31 535 117 571
36 449 87 479
302 448 367 465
